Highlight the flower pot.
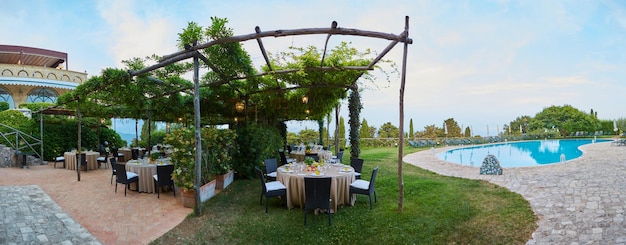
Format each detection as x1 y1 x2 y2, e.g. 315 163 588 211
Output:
181 188 196 208
214 170 234 190
199 180 217 203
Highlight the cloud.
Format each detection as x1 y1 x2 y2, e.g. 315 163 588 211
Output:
96 0 178 68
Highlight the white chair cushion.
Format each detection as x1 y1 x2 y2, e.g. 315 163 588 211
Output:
97 157 105 161
267 171 277 178
350 179 370 190
354 172 361 177
286 158 296 163
265 181 286 191
126 172 138 179
153 174 158 181
55 156 64 161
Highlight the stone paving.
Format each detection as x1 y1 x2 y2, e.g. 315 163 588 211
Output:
404 141 626 244
0 185 100 245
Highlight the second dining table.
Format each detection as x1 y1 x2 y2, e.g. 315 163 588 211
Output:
125 158 172 193
276 162 355 213
64 151 100 170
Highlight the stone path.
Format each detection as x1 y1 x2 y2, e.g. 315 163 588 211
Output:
403 141 626 244
0 185 100 245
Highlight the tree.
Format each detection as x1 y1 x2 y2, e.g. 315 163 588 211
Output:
409 118 414 140
464 126 471 137
423 124 437 138
360 119 371 138
338 116 346 148
443 118 461 137
530 105 600 136
369 126 377 138
378 122 399 138
348 87 362 160
298 129 318 144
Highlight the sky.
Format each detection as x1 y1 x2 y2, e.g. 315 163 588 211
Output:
2 0 625 138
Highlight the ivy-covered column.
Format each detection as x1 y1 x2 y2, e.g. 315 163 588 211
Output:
348 85 362 160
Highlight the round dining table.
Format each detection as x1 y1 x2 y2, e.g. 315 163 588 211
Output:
125 159 172 193
64 151 99 170
276 163 355 213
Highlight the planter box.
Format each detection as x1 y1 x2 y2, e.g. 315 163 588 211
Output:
180 188 196 208
214 170 234 190
199 179 217 203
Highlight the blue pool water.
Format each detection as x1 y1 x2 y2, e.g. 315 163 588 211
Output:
437 139 609 168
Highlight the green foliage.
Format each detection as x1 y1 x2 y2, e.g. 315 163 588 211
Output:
165 127 238 189
530 105 601 136
360 119 371 138
409 118 414 139
0 110 31 133
338 116 346 147
348 88 362 160
18 102 55 111
378 122 399 138
0 102 9 111
443 118 461 137
232 124 282 179
298 129 318 144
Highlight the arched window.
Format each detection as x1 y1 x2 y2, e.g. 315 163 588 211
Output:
0 87 15 109
26 88 58 103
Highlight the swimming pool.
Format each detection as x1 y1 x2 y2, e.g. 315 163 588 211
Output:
437 139 609 167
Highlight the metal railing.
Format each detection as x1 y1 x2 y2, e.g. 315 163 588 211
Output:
0 123 42 159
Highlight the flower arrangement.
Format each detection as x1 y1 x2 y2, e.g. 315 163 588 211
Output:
150 152 160 163
303 157 318 171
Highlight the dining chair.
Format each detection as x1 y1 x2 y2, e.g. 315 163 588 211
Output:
153 164 175 199
350 158 364 179
110 158 117 184
76 153 87 171
264 158 278 182
349 166 379 209
304 177 332 226
278 150 295 166
53 155 65 168
97 152 109 169
131 148 139 160
255 167 286 213
111 148 123 162
334 150 344 164
113 163 139 196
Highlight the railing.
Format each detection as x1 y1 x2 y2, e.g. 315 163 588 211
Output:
0 123 42 159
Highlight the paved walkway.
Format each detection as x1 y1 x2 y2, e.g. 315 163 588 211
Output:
404 141 626 244
0 163 192 244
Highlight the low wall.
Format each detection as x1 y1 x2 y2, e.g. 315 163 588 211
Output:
0 145 43 168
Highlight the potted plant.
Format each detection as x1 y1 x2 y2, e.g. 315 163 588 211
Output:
149 151 160 163
165 128 198 208
203 128 237 190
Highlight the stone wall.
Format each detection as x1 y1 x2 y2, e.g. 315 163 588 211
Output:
0 145 43 168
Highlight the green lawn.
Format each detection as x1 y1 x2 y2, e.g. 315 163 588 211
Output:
151 147 536 244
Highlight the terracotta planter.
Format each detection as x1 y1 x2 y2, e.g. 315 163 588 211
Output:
199 180 217 203
214 170 234 190
181 188 196 208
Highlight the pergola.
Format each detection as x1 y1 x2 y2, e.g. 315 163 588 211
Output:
127 17 412 213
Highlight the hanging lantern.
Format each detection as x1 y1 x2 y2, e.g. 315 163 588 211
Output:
235 101 245 113
302 95 308 104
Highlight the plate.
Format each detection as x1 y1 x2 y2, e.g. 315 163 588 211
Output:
280 169 294 173
310 172 325 176
340 168 352 172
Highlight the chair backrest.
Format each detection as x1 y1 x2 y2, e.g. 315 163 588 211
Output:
156 165 175 185
336 150 344 163
110 158 117 173
77 153 87 166
278 150 288 165
255 167 267 192
369 167 379 190
304 177 332 210
350 158 364 173
131 149 139 160
264 158 278 174
113 163 128 182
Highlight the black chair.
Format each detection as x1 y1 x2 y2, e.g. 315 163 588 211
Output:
76 153 87 171
255 167 286 213
97 152 109 169
112 148 124 162
153 164 175 198
335 150 344 164
110 158 117 184
304 177 332 226
113 163 139 196
131 149 139 160
53 155 65 168
278 150 295 166
350 158 364 179
264 158 278 182
350 166 379 209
